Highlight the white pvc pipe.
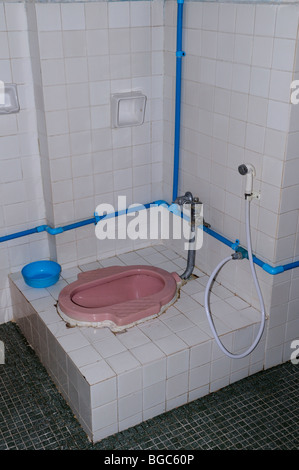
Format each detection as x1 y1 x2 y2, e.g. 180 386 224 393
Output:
204 198 266 359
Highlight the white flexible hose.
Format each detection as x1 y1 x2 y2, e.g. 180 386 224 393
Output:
204 198 266 359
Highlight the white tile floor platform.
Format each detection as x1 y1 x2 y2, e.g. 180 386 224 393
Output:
9 244 266 443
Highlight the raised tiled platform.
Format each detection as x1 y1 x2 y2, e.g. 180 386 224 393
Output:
9 245 265 443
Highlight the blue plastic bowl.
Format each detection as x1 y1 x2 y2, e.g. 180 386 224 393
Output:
21 260 61 288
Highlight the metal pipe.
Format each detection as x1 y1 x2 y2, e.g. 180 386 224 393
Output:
180 198 196 280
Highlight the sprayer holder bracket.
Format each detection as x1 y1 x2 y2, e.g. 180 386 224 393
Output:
246 191 260 201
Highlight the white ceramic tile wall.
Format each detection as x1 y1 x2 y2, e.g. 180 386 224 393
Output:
0 2 49 324
163 1 299 369
164 1 299 264
34 1 165 267
268 18 299 367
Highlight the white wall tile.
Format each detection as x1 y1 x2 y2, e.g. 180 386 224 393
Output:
277 210 298 238
215 61 231 89
234 35 253 65
50 157 71 183
38 32 62 60
232 64 251 94
262 155 284 188
67 83 90 109
235 4 255 35
245 123 265 153
252 36 273 68
36 4 61 32
61 4 85 31
0 159 22 184
88 55 110 81
0 59 12 82
41 59 65 86
249 67 270 98
272 38 296 72
46 110 69 136
283 159 299 188
5 3 27 32
108 2 130 29
265 128 286 160
0 32 9 59
280 185 299 213
63 31 86 58
218 4 236 33
84 3 108 31
269 70 293 103
52 179 73 204
151 0 164 28
247 96 268 127
0 4 6 32
43 85 67 112
254 5 276 38
130 2 151 28
275 5 299 40
202 3 219 32
267 101 290 133
8 31 30 59
65 57 88 84
86 30 109 57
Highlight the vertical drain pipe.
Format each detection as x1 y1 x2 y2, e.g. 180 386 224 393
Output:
172 0 185 203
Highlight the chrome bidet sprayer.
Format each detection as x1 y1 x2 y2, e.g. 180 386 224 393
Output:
204 164 265 359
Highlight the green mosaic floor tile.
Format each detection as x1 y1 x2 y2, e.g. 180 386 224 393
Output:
0 322 298 450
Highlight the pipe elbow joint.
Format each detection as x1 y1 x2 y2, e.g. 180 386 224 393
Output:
262 264 284 275
46 226 64 235
36 225 47 233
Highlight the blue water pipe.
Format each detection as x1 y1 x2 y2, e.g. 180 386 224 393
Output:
165 202 299 274
0 204 153 244
172 0 185 203
1 200 298 275
166 204 298 275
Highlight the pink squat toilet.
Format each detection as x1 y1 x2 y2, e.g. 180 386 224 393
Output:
58 265 181 331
